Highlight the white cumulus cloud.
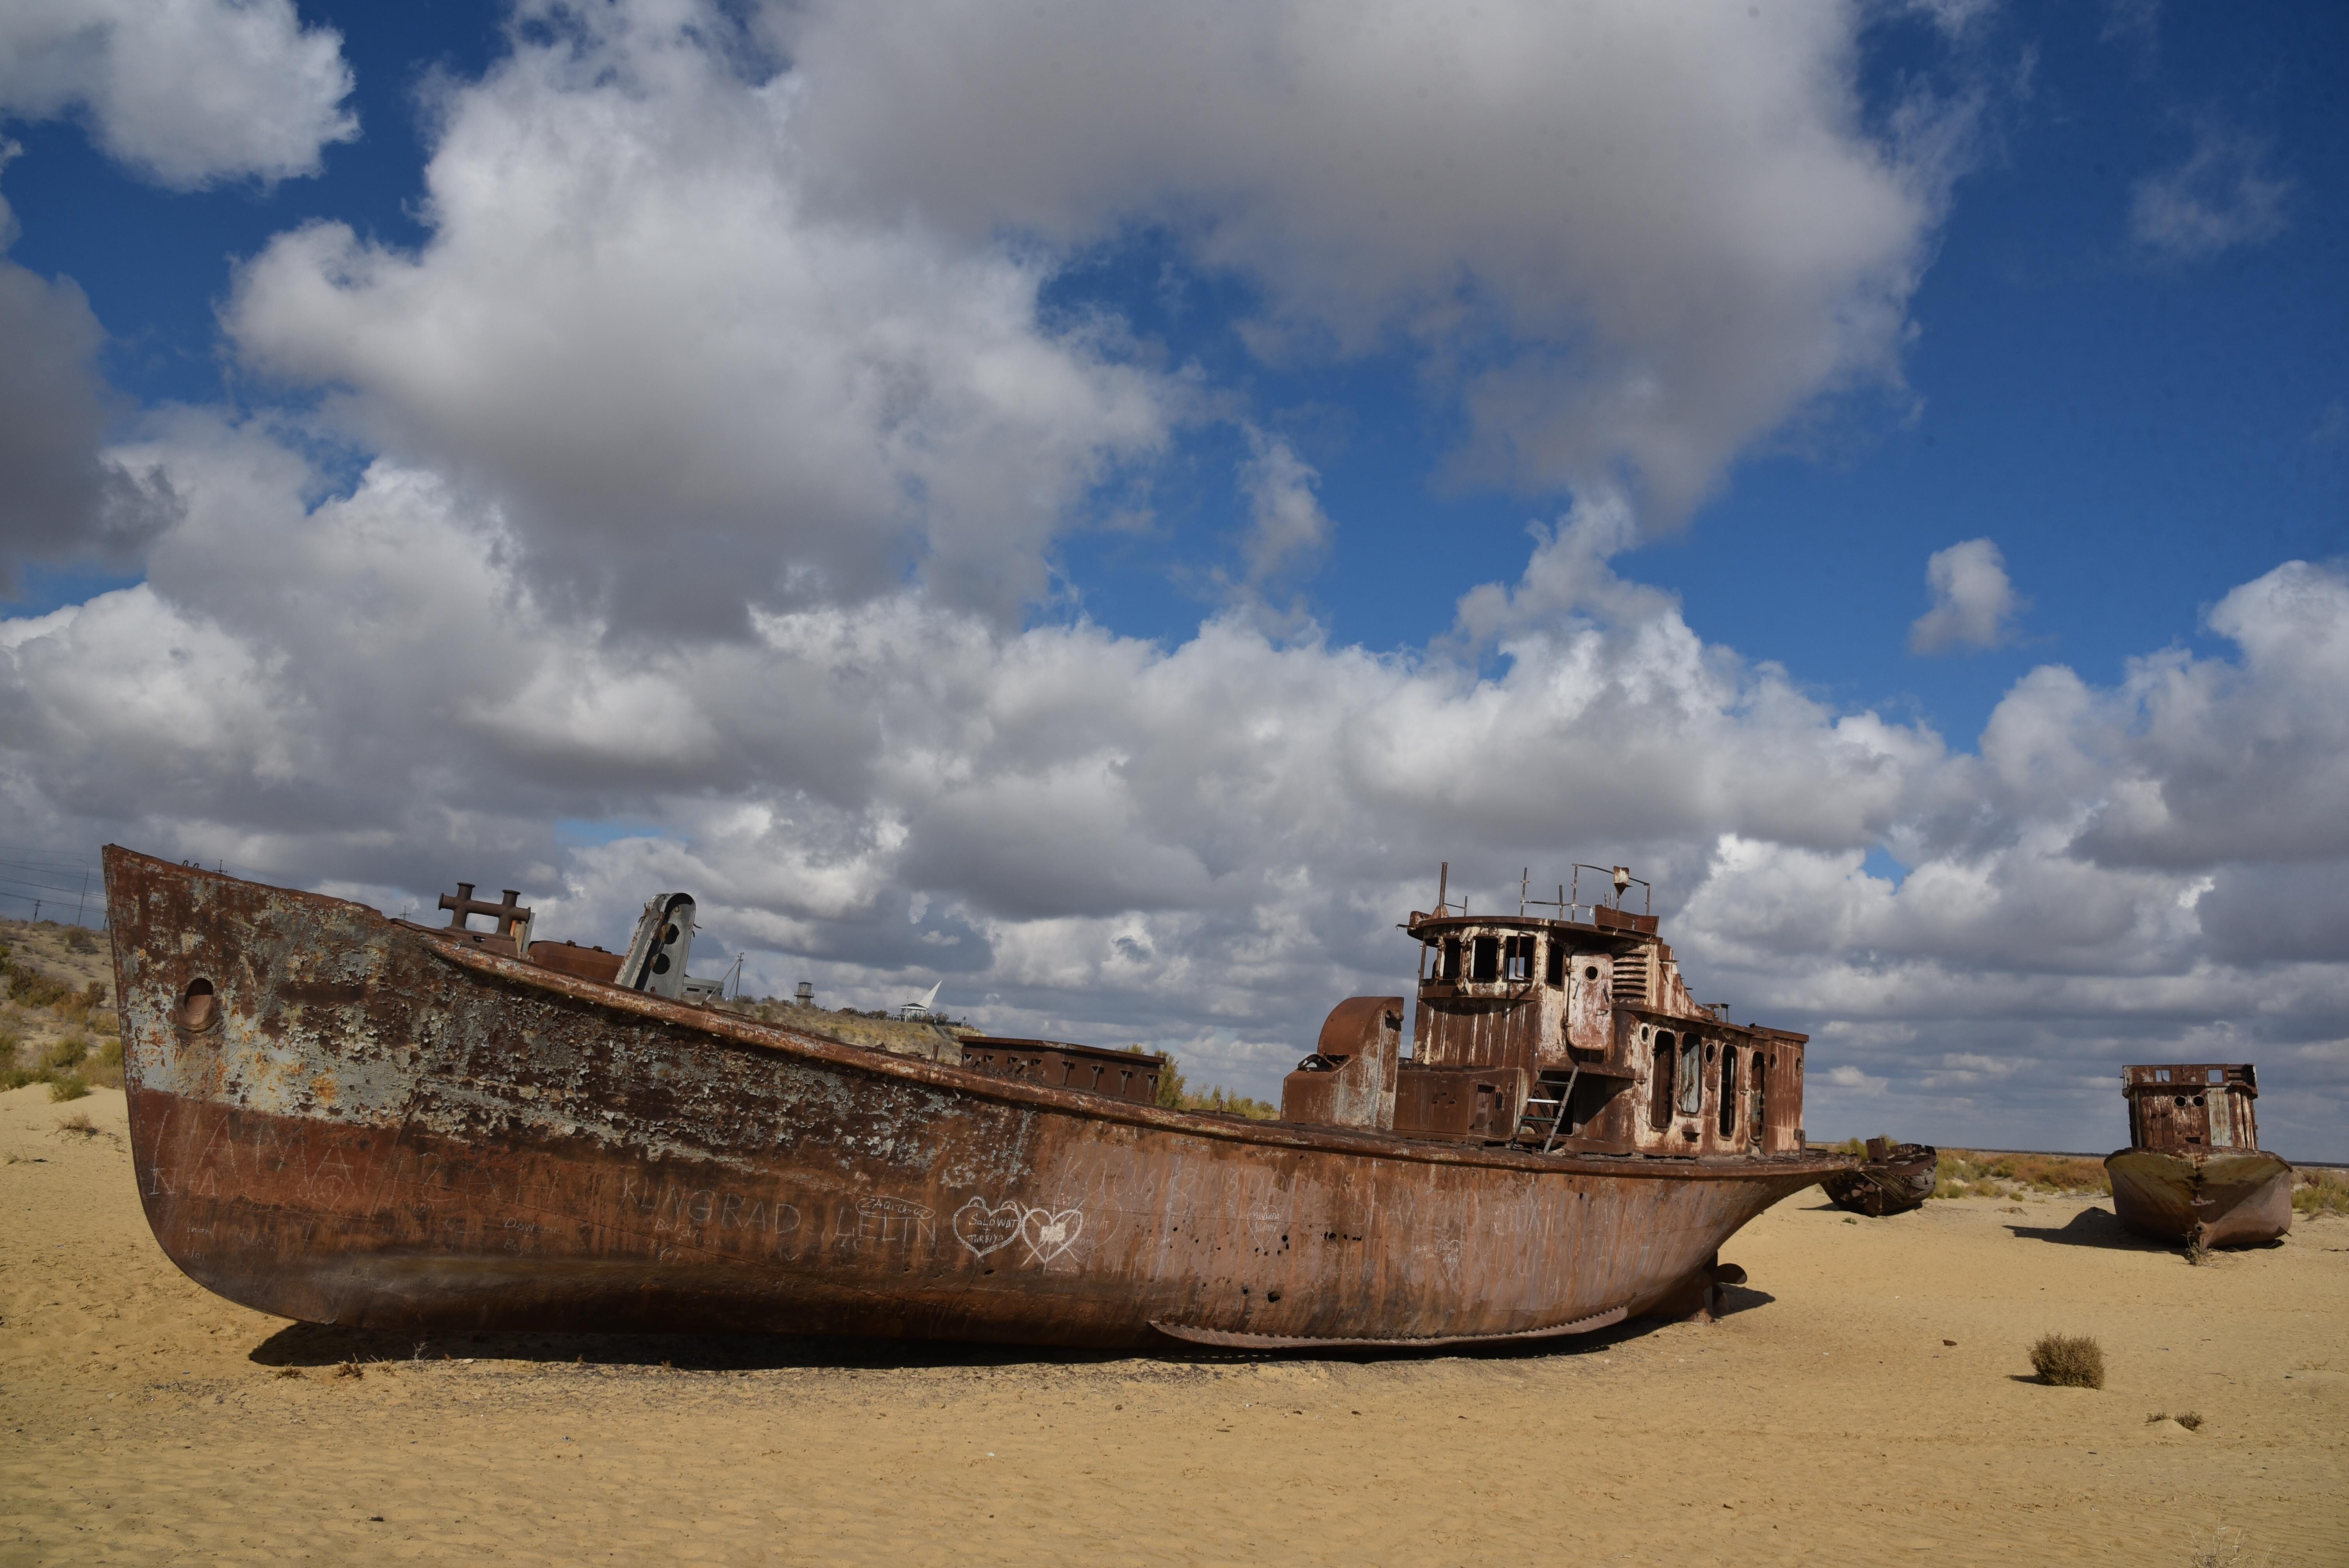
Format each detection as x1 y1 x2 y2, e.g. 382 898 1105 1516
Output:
1909 537 2022 653
774 0 1962 522
0 0 355 187
224 4 1167 631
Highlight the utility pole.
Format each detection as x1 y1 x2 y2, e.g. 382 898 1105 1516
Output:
76 870 88 927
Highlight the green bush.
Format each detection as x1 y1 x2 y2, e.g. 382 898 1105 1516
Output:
2029 1333 2105 1389
48 1075 90 1102
41 1037 88 1070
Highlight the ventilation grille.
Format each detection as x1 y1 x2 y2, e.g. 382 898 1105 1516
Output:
1610 955 1648 1006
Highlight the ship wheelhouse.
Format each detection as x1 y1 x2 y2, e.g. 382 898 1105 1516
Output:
1281 866 1807 1156
2122 1062 2261 1152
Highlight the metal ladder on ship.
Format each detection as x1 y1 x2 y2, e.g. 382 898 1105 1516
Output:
1515 1065 1581 1153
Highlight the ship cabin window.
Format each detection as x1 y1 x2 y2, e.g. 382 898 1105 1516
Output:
2207 1069 2223 1084
2155 1068 2170 1082
1439 937 1463 981
1676 1035 1704 1115
1503 934 1535 982
1650 1029 1675 1129
1718 1048 1738 1136
1753 1053 1769 1142
1471 935 1501 982
1545 940 1566 987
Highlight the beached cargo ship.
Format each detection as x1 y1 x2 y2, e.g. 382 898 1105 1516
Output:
2107 1063 2292 1249
104 847 1847 1349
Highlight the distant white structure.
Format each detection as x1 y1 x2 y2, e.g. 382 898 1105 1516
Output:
897 980 943 1021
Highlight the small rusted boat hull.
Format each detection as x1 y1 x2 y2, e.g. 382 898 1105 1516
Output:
2105 1148 2292 1248
105 848 1845 1349
1819 1145 1937 1217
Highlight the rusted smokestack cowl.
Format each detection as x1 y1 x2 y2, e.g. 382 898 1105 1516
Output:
795 981 814 1009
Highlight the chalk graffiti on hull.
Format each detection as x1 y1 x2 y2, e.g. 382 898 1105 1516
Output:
952 1195 1086 1265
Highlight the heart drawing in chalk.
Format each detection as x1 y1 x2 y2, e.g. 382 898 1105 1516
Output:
952 1196 1023 1258
1020 1206 1085 1265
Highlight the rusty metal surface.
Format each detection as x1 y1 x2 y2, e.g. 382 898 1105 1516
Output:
1399 902 1809 1162
1149 1303 1629 1351
1279 997 1401 1130
2121 1062 2261 1153
524 940 626 986
105 846 1849 1349
2106 1148 2294 1248
954 1037 1164 1105
1820 1143 1938 1216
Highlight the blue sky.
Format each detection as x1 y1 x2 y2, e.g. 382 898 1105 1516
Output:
9 1 2342 743
2 0 2344 1153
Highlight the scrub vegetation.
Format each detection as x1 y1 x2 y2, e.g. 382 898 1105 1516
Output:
0 923 122 1099
2290 1169 2349 1217
2029 1333 2106 1389
1933 1149 2110 1200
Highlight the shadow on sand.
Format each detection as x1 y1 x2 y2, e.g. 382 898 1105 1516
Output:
246 1297 1737 1372
2004 1204 2173 1253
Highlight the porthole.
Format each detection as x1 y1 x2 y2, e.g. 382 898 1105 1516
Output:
1584 966 1600 981
174 976 220 1032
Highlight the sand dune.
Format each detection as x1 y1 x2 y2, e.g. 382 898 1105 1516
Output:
4 1083 2342 1565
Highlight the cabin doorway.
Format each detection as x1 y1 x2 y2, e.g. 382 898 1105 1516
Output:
1650 1030 1676 1129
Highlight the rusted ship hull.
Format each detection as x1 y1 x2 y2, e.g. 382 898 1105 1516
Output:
1819 1145 1937 1217
107 849 1843 1349
2106 1148 2292 1249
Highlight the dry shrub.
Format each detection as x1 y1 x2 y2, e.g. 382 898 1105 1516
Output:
65 928 97 954
55 1110 98 1138
1937 1149 2110 1199
2 956 77 1010
333 1361 364 1379
274 1367 303 1379
89 1037 124 1089
2029 1332 2105 1388
2188 1525 2265 1568
2176 1411 2203 1431
2292 1170 2349 1218
41 1037 87 1070
47 1076 89 1103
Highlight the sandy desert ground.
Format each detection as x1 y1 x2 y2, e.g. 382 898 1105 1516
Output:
3 1084 2342 1567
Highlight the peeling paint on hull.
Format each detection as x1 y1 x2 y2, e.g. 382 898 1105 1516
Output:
107 847 1846 1349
